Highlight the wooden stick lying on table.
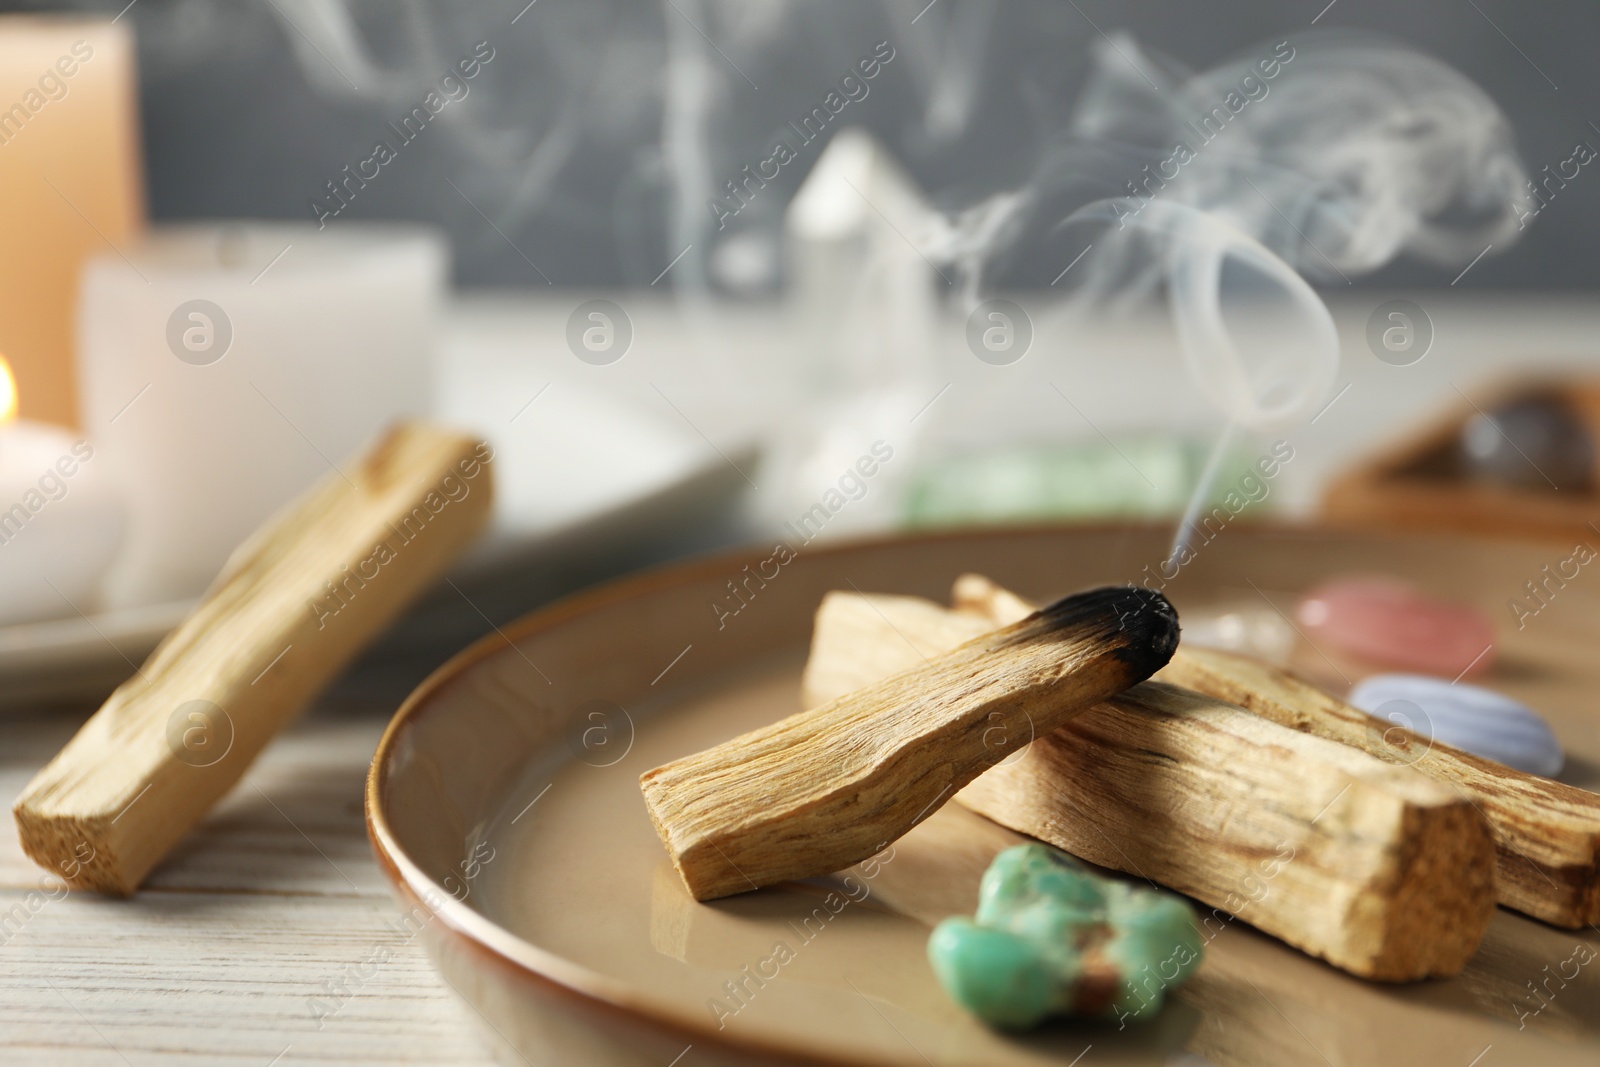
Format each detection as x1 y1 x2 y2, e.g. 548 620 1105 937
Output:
954 574 1600 930
14 423 494 894
806 589 1499 980
641 585 1179 901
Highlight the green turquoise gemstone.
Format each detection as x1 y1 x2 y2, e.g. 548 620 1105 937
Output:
1105 892 1206 985
928 844 1203 1029
927 920 1060 1030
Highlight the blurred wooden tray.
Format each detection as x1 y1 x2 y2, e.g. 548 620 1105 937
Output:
368 524 1600 1067
1324 377 1600 543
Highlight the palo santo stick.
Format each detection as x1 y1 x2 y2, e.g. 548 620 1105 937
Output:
807 590 1498 979
14 423 493 894
641 586 1179 901
1164 646 1600 929
966 684 1495 980
955 574 1600 929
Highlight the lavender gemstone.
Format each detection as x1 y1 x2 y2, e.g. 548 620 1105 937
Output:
1348 674 1564 778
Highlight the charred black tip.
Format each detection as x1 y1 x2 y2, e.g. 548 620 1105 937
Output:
1024 585 1180 680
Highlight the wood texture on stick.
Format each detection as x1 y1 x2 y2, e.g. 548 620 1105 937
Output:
806 588 1498 979
641 585 1179 901
13 423 494 894
1166 645 1600 929
954 573 1600 930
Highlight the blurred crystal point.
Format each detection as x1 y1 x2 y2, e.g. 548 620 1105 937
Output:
754 131 941 538
783 128 940 396
788 127 933 246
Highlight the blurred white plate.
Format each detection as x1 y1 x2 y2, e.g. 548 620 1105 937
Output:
0 599 196 710
0 339 755 710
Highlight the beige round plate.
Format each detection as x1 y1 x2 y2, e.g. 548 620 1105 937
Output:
367 525 1600 1066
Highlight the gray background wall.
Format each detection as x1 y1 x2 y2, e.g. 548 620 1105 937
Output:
6 0 1598 291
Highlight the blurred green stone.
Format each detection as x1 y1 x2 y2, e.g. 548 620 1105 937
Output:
928 844 1203 1029
902 438 1262 527
926 920 1059 1030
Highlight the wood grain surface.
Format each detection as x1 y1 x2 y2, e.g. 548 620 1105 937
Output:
0 699 497 1066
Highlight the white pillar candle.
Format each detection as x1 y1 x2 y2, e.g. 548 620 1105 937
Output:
78 223 444 607
0 358 125 625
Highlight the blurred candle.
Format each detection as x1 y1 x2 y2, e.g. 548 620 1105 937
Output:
0 355 125 624
0 17 142 429
78 224 444 607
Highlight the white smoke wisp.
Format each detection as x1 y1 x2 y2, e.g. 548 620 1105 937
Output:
1052 197 1342 555
1108 200 1340 430
927 29 1531 311
1068 31 1530 283
920 190 1035 310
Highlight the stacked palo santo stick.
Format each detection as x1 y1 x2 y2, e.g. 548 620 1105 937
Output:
940 574 1600 931
645 573 1600 982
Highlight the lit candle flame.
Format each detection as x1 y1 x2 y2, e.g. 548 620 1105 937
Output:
0 355 16 426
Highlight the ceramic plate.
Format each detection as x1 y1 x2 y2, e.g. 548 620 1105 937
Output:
0 599 197 710
367 525 1600 1066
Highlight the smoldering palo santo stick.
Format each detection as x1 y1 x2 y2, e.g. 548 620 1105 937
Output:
640 585 1179 902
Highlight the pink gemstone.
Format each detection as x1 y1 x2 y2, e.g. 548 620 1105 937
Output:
1294 577 1496 679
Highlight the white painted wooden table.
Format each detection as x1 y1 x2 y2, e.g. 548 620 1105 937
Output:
0 696 501 1066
